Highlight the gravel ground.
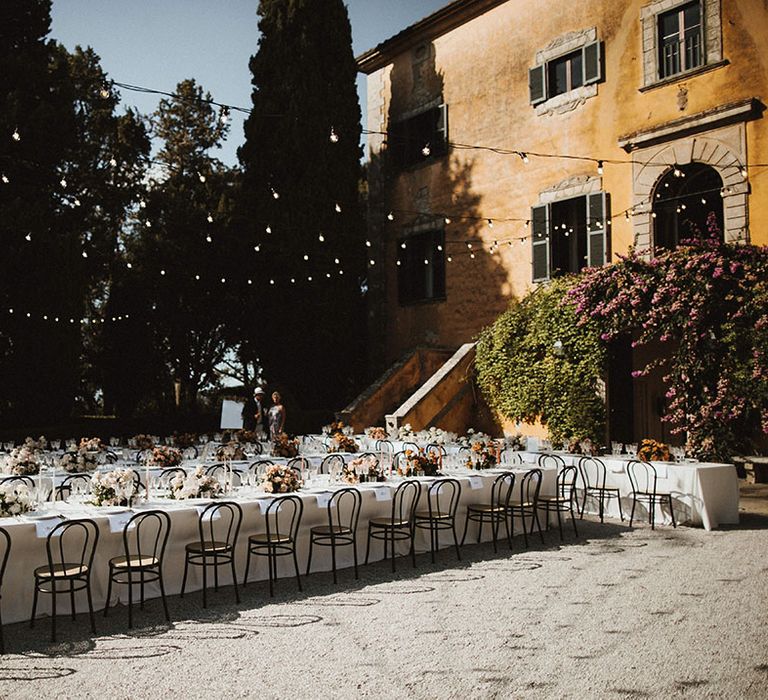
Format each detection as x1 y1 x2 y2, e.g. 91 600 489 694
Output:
1 490 767 700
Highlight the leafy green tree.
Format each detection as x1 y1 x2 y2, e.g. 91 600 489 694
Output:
238 0 366 412
118 79 235 414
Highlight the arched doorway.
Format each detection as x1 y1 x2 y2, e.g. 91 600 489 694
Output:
653 162 724 250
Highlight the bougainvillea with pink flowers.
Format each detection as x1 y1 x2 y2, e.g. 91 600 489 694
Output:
568 216 768 461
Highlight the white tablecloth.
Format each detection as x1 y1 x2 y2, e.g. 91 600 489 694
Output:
0 465 556 624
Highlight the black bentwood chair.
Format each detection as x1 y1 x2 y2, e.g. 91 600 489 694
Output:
0 475 36 490
104 510 171 628
414 478 462 563
244 495 303 596
31 518 99 642
0 526 10 653
507 468 545 548
627 460 676 530
320 453 346 475
306 487 362 584
578 456 623 523
54 473 91 502
537 465 579 540
365 479 421 571
461 472 516 552
181 501 242 608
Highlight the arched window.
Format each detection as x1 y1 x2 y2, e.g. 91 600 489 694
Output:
652 163 724 250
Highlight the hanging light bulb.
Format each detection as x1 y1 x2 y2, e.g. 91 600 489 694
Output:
401 242 407 249
109 157 117 167
396 260 401 266
11 129 20 142
318 233 325 242
466 242 472 249
387 211 394 221
220 108 229 124
60 177 67 188
248 279 253 285
369 259 375 266
254 244 260 252
625 211 630 222
220 277 226 284
160 269 165 275
447 256 453 262
82 250 88 258
681 203 686 210
334 258 340 264
701 197 707 204
1 174 8 184
519 152 529 164
73 198 81 207
338 269 344 275
271 187 279 199
265 225 272 234
198 173 206 183
520 237 526 245
652 211 657 218
525 220 530 228
335 203 342 213
139 200 146 209
126 262 133 269
99 86 110 99
206 235 212 243
329 127 339 143
365 240 372 248
25 233 32 242
270 279 275 285
207 214 213 223
303 254 309 261
597 160 604 175
740 165 748 179
326 272 331 278
291 278 296 284
487 219 494 228
444 217 451 225
145 220 152 228
423 259 429 265
470 253 476 259
437 245 443 251
422 143 431 157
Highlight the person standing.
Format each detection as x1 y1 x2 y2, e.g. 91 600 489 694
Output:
268 391 286 439
254 387 268 438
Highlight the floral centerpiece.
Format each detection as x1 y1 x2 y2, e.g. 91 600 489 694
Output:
133 434 155 450
637 439 671 462
465 440 498 470
78 437 104 453
397 423 416 441
215 441 246 462
90 469 138 507
567 438 596 455
457 429 493 448
8 436 46 475
169 466 222 500
347 455 385 482
505 433 526 451
328 433 358 453
172 432 198 449
398 449 441 477
0 481 33 517
60 449 100 473
234 429 259 444
261 464 302 494
365 426 388 440
271 432 299 458
146 445 183 468
322 420 346 436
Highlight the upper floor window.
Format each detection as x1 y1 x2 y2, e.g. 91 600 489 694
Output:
658 1 702 79
531 192 610 282
397 229 446 305
389 104 448 171
529 40 602 106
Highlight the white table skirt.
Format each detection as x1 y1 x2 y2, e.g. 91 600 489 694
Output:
0 466 556 625
518 452 739 531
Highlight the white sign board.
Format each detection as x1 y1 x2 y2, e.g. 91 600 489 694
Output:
220 399 244 430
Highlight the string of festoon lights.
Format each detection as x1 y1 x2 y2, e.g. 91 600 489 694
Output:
2 77 764 318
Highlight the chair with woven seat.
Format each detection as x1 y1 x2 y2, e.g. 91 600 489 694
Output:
578 456 623 523
306 487 362 583
104 510 171 627
461 472 515 552
507 468 545 548
627 460 676 530
414 478 462 563
538 465 579 540
365 479 421 571
181 501 242 607
0 526 10 653
244 494 303 595
31 518 99 642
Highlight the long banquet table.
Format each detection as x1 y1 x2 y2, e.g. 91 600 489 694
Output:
0 464 556 625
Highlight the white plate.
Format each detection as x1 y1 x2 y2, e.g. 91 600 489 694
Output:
23 511 60 520
98 506 131 514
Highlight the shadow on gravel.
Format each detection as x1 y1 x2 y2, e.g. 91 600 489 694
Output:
2 516 647 659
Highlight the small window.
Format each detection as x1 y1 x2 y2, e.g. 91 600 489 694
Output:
658 1 702 79
529 41 602 106
397 230 446 305
389 104 448 170
531 192 610 282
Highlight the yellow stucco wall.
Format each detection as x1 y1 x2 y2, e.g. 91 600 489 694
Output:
363 0 768 366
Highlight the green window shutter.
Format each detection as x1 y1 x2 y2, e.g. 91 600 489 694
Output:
583 41 603 85
435 103 448 155
586 191 610 267
531 204 550 282
529 65 546 105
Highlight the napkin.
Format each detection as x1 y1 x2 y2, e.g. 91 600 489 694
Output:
196 505 222 521
35 518 62 539
315 492 335 509
108 511 136 533
257 498 282 514
373 486 391 501
468 476 484 490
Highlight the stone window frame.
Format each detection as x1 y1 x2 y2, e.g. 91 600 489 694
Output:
640 0 725 90
529 27 602 117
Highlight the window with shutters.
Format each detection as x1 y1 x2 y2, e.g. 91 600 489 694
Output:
531 192 610 282
397 229 446 305
529 36 603 109
640 0 724 90
388 104 448 171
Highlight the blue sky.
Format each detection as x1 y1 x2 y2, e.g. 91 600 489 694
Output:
50 0 447 165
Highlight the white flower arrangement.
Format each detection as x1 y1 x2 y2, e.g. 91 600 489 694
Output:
90 469 138 507
60 449 100 473
8 437 45 475
0 482 33 517
457 429 492 448
78 436 104 453
169 466 222 500
261 464 302 494
215 442 246 462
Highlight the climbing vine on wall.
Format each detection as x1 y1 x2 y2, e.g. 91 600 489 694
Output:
475 276 607 446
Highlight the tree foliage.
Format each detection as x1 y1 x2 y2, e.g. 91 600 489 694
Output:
475 277 607 445
238 0 366 410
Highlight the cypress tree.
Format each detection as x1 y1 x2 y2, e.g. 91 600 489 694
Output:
238 0 366 417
